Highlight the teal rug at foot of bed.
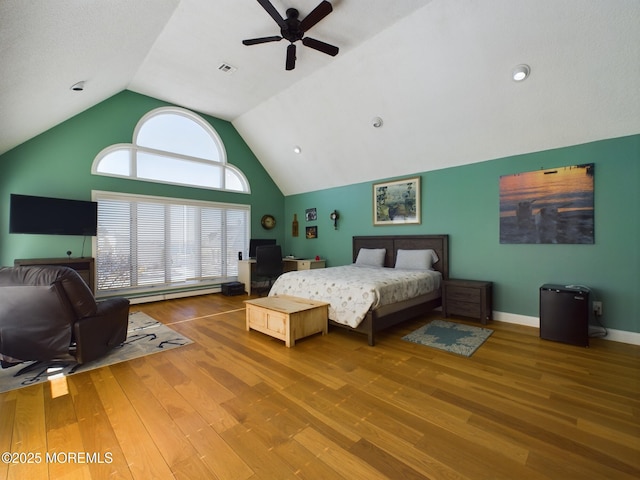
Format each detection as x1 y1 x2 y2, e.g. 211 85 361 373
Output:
402 319 493 357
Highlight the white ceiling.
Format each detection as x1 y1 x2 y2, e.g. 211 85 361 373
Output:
1 0 639 195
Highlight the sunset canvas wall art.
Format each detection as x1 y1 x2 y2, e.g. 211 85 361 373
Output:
499 164 594 244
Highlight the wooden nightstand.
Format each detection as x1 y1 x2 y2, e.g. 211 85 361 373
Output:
443 279 493 324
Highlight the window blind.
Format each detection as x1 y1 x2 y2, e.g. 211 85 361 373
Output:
93 191 249 296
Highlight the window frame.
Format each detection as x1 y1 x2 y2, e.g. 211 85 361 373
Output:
91 106 250 193
92 190 250 298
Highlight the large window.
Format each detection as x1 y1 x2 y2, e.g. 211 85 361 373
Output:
91 107 250 193
93 191 249 296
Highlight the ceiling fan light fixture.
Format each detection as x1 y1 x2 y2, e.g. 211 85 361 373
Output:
242 1 338 71
512 64 530 82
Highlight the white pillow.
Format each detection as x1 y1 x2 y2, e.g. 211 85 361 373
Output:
395 249 439 270
355 248 386 267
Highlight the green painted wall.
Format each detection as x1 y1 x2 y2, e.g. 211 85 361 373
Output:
0 90 284 264
284 135 640 334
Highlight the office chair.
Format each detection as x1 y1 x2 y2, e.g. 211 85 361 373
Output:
252 245 283 296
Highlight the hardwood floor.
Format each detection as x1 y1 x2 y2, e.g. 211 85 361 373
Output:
1 293 638 479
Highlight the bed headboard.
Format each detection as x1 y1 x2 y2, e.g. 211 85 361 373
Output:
352 235 449 279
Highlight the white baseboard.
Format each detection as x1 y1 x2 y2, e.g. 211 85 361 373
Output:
492 311 539 328
598 328 640 346
129 287 221 305
492 311 640 346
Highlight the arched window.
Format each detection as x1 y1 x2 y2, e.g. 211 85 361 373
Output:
92 107 249 193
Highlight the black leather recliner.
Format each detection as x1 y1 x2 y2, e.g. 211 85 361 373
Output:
0 265 129 369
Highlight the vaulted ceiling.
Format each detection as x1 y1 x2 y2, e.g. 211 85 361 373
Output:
1 0 639 195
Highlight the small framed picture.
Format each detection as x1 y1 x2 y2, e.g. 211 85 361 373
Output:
305 226 317 239
373 176 421 225
305 208 317 221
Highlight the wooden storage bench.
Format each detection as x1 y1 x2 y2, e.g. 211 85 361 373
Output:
244 295 329 347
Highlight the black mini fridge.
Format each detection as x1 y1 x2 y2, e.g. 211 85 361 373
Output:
539 284 590 347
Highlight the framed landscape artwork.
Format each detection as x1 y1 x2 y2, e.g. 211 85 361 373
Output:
373 176 421 225
499 164 594 244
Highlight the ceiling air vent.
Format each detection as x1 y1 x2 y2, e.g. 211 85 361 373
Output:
218 63 237 74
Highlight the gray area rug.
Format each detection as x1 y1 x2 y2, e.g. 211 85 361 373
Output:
0 311 192 393
402 319 493 357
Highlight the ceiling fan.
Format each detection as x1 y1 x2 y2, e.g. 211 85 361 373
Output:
242 0 339 71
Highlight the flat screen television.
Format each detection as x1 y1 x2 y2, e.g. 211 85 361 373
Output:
249 238 276 258
9 193 98 236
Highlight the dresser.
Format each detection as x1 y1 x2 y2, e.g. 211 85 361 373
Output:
14 257 95 293
442 279 493 324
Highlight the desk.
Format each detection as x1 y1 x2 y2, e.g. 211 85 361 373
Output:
14 257 95 293
238 258 326 295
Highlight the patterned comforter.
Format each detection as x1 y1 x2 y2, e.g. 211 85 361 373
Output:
268 265 442 328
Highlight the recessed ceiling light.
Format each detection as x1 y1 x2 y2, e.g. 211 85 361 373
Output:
512 64 530 82
293 145 302 154
70 81 85 91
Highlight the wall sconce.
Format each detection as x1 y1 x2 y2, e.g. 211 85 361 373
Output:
330 210 339 229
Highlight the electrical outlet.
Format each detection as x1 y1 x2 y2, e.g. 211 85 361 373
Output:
593 301 603 316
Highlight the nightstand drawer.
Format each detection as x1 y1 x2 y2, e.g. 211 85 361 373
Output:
446 286 481 302
297 259 326 270
447 301 481 318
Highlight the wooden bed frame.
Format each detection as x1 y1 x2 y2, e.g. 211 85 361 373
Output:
328 234 449 346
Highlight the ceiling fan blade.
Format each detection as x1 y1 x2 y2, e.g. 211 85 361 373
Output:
257 0 286 28
286 43 296 70
300 1 333 32
302 37 339 56
242 36 283 46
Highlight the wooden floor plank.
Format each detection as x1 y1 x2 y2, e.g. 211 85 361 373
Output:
44 383 94 480
294 427 391 480
0 393 16 480
110 360 214 475
8 384 48 480
273 437 348 480
220 423 300 479
129 356 254 480
89 367 175 479
68 372 133 479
